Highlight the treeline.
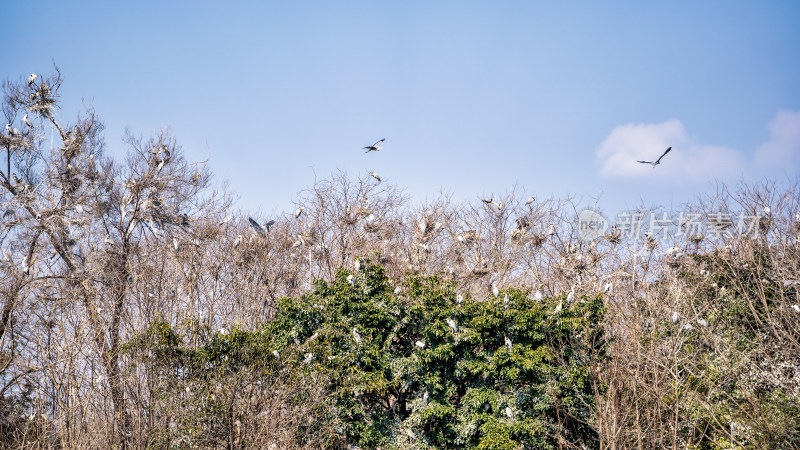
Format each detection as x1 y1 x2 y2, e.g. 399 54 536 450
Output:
1 70 799 448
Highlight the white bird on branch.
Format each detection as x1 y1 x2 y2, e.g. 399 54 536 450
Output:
363 138 385 153
369 171 381 182
637 146 672 168
352 327 362 344
295 207 304 218
446 318 457 332
23 113 32 128
28 73 38 86
554 301 563 315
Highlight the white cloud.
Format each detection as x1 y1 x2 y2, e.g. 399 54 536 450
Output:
755 109 800 167
596 119 746 181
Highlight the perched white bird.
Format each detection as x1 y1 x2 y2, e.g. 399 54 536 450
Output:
492 282 499 299
697 318 708 327
503 294 509 308
363 138 385 153
352 327 362 344
27 73 37 86
526 197 535 206
566 288 575 304
295 207 304 218
5 124 13 135
603 283 612 293
547 224 556 236
219 214 233 225
405 428 416 441
504 406 514 419
792 304 800 313
504 336 512 351
219 327 229 336
763 206 770 215
534 290 543 301
304 353 314 363
233 234 243 248
23 113 32 128
272 349 280 358
172 238 180 251
415 340 425 349
672 311 679 323
637 146 672 168
446 318 457 332
423 391 429 405
684 323 694 331
554 301 563 315
456 293 463 306
369 171 381 182
354 258 361 272
347 274 355 286
248 217 265 236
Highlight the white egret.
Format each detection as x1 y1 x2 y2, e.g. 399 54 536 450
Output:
554 301 563 315
526 197 535 206
233 235 243 248
352 327 362 344
505 406 514 419
27 73 37 86
672 311 679 323
423 391 429 405
415 340 425 349
354 258 361 272
456 293 463 306
492 282 499 299
347 274 355 286
23 113 32 128
295 207 304 218
504 336 512 351
566 288 575 304
446 318 457 332
637 146 672 168
792 304 800 313
172 238 180 251
219 214 233 225
697 318 708 327
503 294 509 308
603 283 612 293
534 290 543 301
369 171 381 182
272 350 280 358
363 138 385 153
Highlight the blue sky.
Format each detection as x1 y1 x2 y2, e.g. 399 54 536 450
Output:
3 1 799 217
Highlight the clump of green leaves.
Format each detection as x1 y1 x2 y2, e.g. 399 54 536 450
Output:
127 261 606 448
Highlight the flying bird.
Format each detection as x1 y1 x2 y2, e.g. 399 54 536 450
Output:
248 217 265 236
637 147 672 168
363 138 385 153
28 73 37 86
369 171 381 182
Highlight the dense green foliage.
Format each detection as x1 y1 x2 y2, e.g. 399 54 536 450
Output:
127 260 606 448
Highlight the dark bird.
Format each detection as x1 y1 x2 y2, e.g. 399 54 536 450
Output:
637 147 672 168
248 217 265 236
363 138 385 153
